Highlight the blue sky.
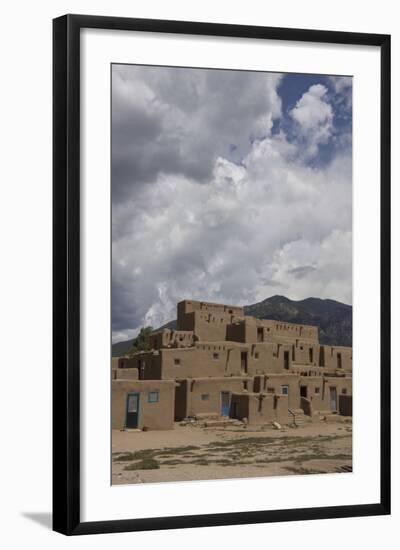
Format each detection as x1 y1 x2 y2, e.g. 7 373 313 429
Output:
111 66 352 342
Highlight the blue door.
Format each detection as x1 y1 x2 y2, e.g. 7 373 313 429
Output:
221 392 230 417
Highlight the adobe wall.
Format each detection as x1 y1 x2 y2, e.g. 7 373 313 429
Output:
297 375 352 413
113 368 139 380
149 329 194 350
292 341 321 366
291 364 329 377
156 341 296 379
111 379 175 430
231 392 289 425
257 373 302 410
177 299 244 319
263 319 319 342
175 377 252 419
322 346 352 372
226 321 246 343
112 357 138 369
126 351 162 380
136 341 334 380
158 346 228 379
180 311 233 341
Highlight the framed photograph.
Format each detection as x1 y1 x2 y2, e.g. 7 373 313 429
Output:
53 14 390 535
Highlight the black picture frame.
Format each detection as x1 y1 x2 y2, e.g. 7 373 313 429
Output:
53 14 391 536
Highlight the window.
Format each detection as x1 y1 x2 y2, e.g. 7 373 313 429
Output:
267 387 275 394
174 358 181 365
148 391 159 403
201 394 209 401
342 388 347 394
281 385 289 396
257 327 263 342
254 352 259 359
213 352 219 360
315 387 320 394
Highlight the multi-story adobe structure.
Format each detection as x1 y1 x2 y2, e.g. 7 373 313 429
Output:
112 299 352 431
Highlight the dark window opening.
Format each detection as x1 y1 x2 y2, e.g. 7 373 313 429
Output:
241 352 248 373
337 353 342 368
319 346 325 367
257 327 264 342
201 394 209 401
213 352 219 360
284 351 289 370
309 347 313 363
174 358 181 366
300 386 308 398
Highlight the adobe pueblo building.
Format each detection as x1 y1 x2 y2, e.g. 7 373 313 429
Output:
112 300 352 431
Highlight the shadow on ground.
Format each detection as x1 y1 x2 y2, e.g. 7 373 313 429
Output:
22 512 52 530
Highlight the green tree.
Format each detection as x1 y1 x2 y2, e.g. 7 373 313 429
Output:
127 326 153 356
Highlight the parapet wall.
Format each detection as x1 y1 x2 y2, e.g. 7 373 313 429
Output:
177 299 244 322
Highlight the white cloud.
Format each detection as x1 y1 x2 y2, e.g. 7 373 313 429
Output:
290 84 334 158
328 75 352 95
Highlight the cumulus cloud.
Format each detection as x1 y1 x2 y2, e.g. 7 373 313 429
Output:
112 65 282 203
289 84 334 158
112 67 352 342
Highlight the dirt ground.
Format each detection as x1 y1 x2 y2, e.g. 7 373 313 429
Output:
112 419 352 485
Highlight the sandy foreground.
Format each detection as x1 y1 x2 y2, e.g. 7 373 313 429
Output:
112 419 352 485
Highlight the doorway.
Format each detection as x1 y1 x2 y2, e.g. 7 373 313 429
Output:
329 387 337 411
300 385 308 398
221 391 231 417
126 392 140 429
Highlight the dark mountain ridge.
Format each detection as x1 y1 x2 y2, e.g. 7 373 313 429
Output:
112 295 352 356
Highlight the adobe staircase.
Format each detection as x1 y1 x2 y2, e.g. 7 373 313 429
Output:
288 408 312 427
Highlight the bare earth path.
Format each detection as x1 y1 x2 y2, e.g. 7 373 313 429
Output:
112 421 352 485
